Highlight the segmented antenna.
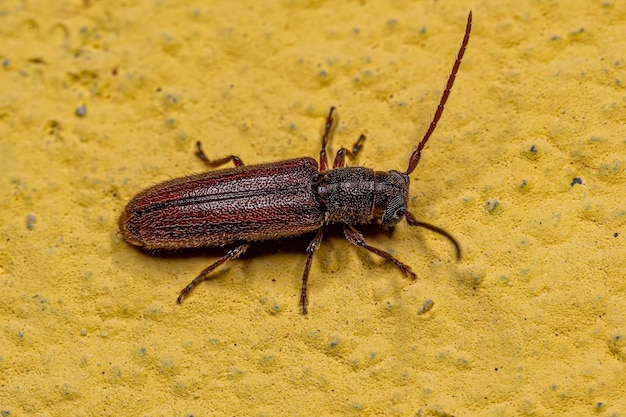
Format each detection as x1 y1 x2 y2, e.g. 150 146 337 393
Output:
405 11 472 175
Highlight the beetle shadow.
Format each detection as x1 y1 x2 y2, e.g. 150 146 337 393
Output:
113 228 331 290
111 221 431 307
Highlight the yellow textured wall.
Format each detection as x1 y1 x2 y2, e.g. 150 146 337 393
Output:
1 0 625 415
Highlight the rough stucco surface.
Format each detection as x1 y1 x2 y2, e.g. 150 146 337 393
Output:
1 0 625 416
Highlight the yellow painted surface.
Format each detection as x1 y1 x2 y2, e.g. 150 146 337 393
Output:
1 0 625 415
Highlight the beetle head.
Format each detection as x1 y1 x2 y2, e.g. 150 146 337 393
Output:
373 170 410 228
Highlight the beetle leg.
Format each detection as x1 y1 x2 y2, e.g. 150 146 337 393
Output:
343 224 416 278
333 134 366 168
195 141 244 168
299 228 324 314
177 243 251 304
333 150 346 168
319 107 336 172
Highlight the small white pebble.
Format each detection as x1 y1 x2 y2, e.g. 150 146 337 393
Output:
417 299 434 315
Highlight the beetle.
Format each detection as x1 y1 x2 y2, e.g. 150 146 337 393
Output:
119 12 471 314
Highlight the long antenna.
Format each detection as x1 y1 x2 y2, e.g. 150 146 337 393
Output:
405 11 472 175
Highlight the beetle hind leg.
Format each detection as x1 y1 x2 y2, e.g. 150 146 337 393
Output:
195 141 244 168
343 224 416 278
177 243 251 304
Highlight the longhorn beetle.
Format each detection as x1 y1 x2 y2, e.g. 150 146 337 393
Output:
119 12 472 314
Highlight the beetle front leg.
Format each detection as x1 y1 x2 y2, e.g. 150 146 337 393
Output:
343 224 416 278
177 243 251 304
333 134 366 168
195 141 244 168
299 228 324 314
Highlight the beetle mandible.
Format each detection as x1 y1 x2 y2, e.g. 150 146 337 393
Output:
119 12 472 314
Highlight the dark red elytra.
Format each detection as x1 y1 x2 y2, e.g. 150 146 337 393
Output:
119 12 472 314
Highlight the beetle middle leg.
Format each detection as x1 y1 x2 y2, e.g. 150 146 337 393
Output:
195 141 244 168
177 242 251 304
343 224 416 278
299 228 324 315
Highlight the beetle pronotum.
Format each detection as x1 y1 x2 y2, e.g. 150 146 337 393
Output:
119 12 472 314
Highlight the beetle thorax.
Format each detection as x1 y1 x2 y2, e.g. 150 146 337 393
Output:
317 167 409 227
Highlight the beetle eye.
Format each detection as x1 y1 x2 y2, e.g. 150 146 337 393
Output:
395 208 405 218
